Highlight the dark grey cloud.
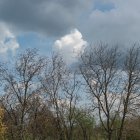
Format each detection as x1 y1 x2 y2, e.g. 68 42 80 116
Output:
0 0 90 37
0 0 140 45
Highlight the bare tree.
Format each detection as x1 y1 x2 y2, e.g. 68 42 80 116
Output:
0 49 46 140
41 54 81 140
80 44 140 140
41 54 66 140
61 72 81 140
118 45 140 140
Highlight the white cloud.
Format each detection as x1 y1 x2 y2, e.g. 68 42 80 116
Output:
54 29 87 64
0 22 19 55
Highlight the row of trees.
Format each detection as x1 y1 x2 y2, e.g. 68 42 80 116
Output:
0 44 140 140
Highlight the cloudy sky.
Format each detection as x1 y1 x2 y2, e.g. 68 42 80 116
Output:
0 0 140 63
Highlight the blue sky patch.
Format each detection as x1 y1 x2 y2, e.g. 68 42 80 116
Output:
94 1 115 12
17 32 54 56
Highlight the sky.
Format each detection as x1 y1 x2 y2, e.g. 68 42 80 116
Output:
0 0 140 64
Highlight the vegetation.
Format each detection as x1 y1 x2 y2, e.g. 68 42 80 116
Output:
0 45 140 140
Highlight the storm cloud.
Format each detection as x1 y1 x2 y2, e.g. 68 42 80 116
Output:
0 0 90 37
0 0 140 44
